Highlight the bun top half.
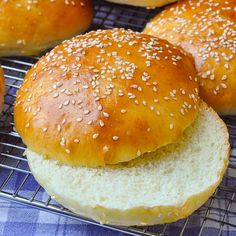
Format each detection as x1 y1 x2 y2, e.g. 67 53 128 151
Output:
14 29 199 167
0 0 93 56
144 0 236 114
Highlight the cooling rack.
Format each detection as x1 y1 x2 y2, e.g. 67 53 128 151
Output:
0 1 235 235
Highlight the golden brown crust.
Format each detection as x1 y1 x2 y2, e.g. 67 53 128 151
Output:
0 0 93 56
0 66 4 112
14 29 199 167
144 0 236 114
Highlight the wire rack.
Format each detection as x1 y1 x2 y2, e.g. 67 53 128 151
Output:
0 1 235 235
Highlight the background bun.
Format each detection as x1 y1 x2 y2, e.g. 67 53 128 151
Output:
0 66 4 112
0 0 93 56
14 29 199 167
105 0 177 7
144 0 236 114
26 102 229 226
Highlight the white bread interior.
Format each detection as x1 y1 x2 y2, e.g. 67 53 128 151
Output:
26 101 229 226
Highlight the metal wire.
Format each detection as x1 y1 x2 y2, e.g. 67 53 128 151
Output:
0 1 235 235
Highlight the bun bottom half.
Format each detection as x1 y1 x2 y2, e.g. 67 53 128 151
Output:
26 102 229 226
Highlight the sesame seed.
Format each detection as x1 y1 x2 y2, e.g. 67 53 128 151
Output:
97 104 103 111
153 86 158 92
76 117 83 122
221 75 227 80
99 120 105 127
74 139 80 143
57 125 61 132
103 146 109 152
112 136 119 141
84 110 90 115
221 83 227 89
62 118 66 125
53 93 59 98
64 100 70 106
92 133 99 139
103 112 109 118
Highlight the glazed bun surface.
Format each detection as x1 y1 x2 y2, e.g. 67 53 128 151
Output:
144 0 236 114
14 29 199 167
0 0 93 56
105 0 177 7
0 66 4 112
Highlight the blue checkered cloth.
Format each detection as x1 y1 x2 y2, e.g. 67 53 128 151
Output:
0 161 235 235
0 199 124 236
1 198 236 236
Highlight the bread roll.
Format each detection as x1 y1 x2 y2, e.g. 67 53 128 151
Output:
0 66 4 112
0 0 93 56
26 102 229 226
144 0 236 114
105 0 177 7
14 29 199 167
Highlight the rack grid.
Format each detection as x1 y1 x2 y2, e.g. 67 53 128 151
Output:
0 1 235 235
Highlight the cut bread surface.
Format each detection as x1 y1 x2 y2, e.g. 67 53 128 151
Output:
26 102 229 226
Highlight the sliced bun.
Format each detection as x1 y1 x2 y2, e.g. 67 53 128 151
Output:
105 0 177 7
144 0 236 114
14 29 199 167
0 0 93 56
27 101 229 226
0 66 4 112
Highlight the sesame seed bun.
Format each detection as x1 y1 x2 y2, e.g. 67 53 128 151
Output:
0 66 4 112
0 0 93 56
105 0 177 7
14 29 199 167
144 0 236 115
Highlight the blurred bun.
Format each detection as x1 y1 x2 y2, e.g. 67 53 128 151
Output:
0 0 93 56
0 66 4 112
26 102 229 226
14 29 199 167
105 0 177 7
144 0 236 114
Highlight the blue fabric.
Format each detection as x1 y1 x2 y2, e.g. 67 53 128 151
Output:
0 166 235 235
0 198 235 236
0 199 124 236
